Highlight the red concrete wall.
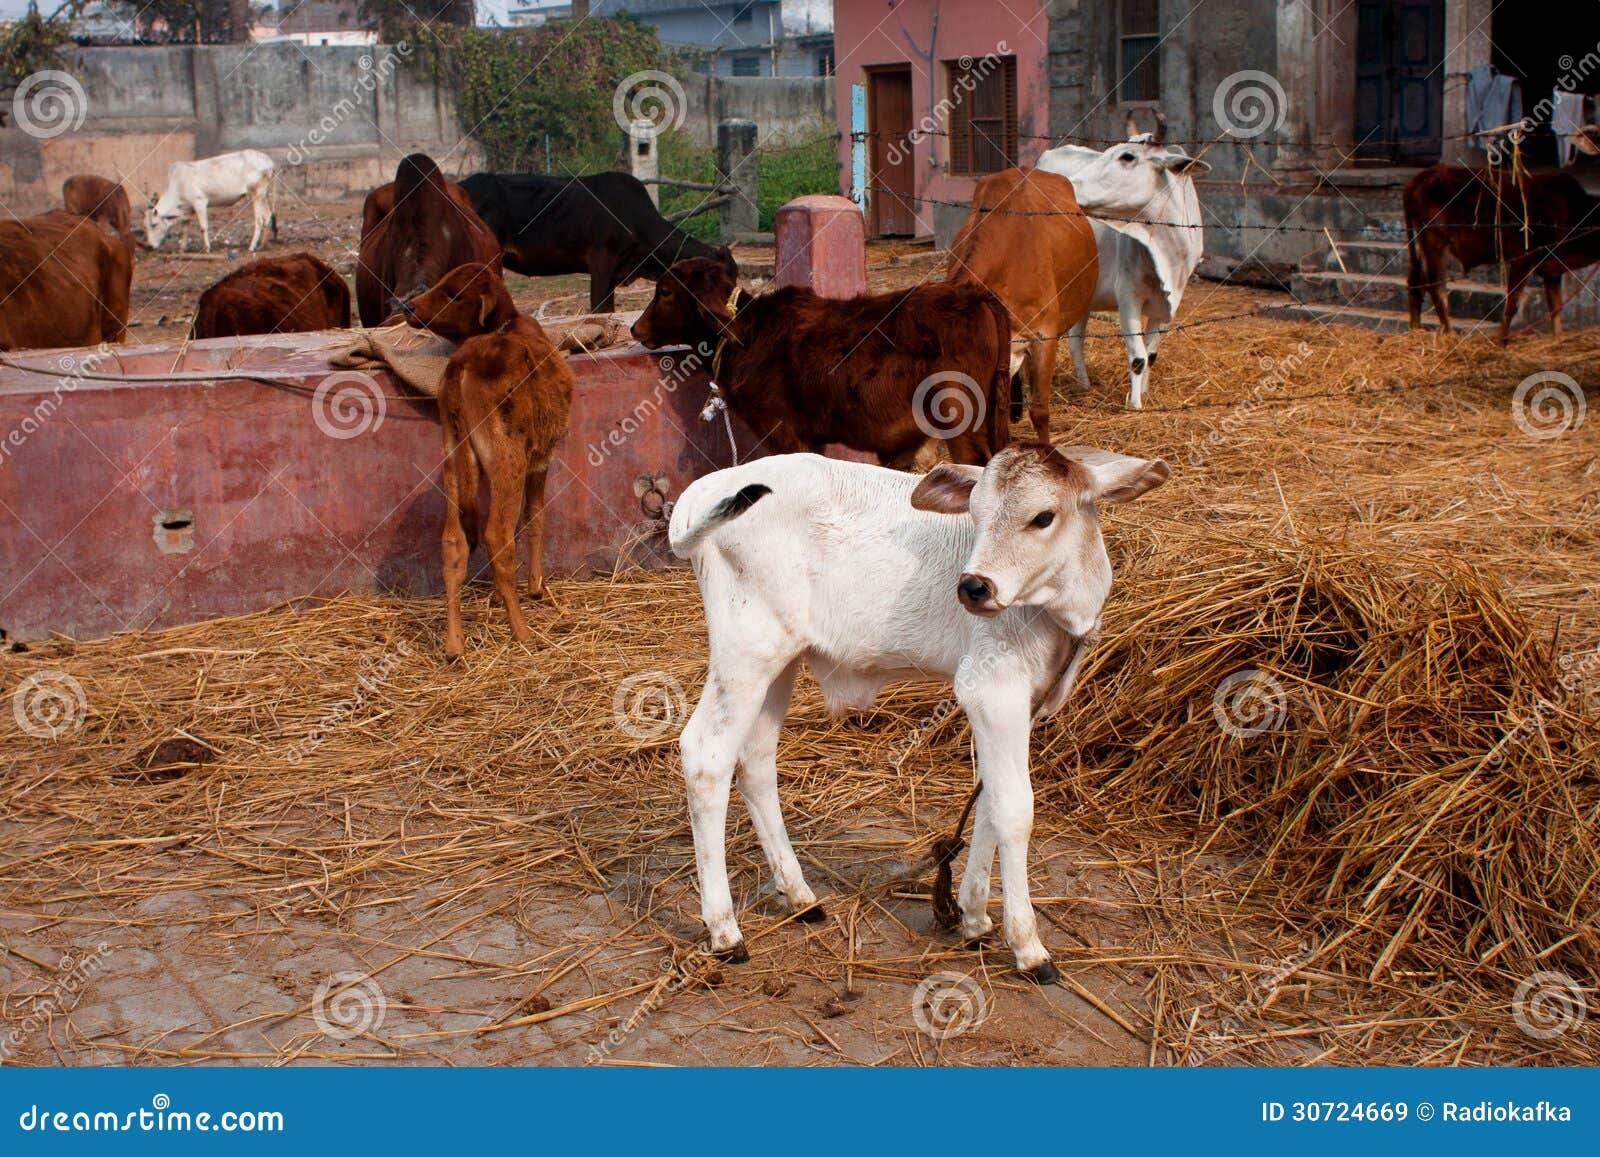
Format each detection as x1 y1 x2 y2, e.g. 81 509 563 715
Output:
0 332 752 642
832 0 1050 238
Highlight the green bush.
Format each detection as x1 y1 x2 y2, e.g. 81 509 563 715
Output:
655 129 842 243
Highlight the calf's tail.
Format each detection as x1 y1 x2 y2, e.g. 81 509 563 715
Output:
983 293 1012 454
668 482 770 558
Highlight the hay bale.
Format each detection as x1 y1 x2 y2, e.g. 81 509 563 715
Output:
1045 525 1600 986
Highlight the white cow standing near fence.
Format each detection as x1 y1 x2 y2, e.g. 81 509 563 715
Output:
667 444 1170 979
144 149 278 253
1038 114 1209 409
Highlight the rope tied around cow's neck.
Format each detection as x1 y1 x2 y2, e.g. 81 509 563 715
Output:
930 782 983 930
703 285 747 465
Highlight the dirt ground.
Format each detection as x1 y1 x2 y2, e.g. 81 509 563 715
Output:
2 195 1596 1068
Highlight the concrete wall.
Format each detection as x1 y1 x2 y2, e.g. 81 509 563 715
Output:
679 73 834 146
0 43 470 214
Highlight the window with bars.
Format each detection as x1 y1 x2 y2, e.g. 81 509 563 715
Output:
947 55 1018 175
1119 0 1161 103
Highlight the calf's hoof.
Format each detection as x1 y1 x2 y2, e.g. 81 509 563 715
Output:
1021 959 1060 985
711 941 750 965
793 903 827 924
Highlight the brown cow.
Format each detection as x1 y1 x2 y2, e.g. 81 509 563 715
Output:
356 154 500 327
191 253 352 339
948 168 1098 440
0 211 132 351
62 175 133 239
631 257 1011 467
402 262 574 661
1404 164 1600 341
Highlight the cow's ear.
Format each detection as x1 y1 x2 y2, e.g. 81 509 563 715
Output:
478 290 496 327
691 282 735 331
911 464 982 514
1058 447 1170 504
1158 151 1210 176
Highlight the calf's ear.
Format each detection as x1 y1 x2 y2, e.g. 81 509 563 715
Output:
1058 446 1170 504
477 290 497 327
911 464 982 514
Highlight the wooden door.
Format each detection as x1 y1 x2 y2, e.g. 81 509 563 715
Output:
868 67 916 237
1355 0 1444 162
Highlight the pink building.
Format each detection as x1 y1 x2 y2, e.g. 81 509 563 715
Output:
831 0 1049 241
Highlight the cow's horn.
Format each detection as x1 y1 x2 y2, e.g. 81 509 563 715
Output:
1152 109 1167 145
1124 111 1140 140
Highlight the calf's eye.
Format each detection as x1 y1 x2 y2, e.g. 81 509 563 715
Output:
1030 510 1055 529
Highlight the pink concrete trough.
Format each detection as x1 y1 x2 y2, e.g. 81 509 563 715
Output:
0 329 754 642
774 195 867 299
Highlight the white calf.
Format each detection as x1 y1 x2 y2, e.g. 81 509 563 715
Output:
145 149 277 253
669 445 1170 978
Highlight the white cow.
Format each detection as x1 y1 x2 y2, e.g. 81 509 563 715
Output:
144 149 277 253
1038 117 1209 408
668 445 1170 978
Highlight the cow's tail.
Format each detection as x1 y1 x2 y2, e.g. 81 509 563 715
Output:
1403 195 1423 326
982 292 1012 455
667 481 771 559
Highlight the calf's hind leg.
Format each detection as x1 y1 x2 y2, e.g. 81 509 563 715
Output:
680 648 797 960
735 658 819 920
475 422 533 645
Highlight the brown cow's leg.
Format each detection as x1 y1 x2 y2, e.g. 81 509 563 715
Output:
524 463 551 600
589 254 617 313
1500 265 1534 345
440 418 472 662
483 436 532 645
1544 275 1565 337
1026 339 1056 441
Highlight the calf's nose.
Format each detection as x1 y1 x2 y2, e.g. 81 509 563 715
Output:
957 574 994 610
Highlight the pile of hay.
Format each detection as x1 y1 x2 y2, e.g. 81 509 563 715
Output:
1045 520 1599 988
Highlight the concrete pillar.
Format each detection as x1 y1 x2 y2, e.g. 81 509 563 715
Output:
716 118 760 240
1272 0 1318 176
774 195 866 298
1312 0 1356 167
627 119 659 206
1442 0 1494 165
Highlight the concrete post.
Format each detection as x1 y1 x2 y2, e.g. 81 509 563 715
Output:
774 195 866 298
1442 0 1494 165
1272 0 1317 176
627 119 659 206
717 118 760 240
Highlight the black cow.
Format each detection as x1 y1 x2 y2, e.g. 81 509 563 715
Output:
460 171 738 313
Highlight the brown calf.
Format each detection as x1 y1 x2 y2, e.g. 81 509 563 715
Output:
1404 164 1600 341
0 211 132 351
948 168 1098 440
631 258 1011 466
402 263 574 660
191 253 352 339
356 154 501 327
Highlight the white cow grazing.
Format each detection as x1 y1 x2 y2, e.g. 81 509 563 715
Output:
1038 116 1208 408
669 445 1170 978
144 149 277 253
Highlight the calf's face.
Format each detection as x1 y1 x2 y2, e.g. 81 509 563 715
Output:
912 443 1169 622
631 257 737 349
402 262 504 340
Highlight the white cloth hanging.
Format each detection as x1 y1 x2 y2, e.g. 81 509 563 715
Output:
1553 90 1586 166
